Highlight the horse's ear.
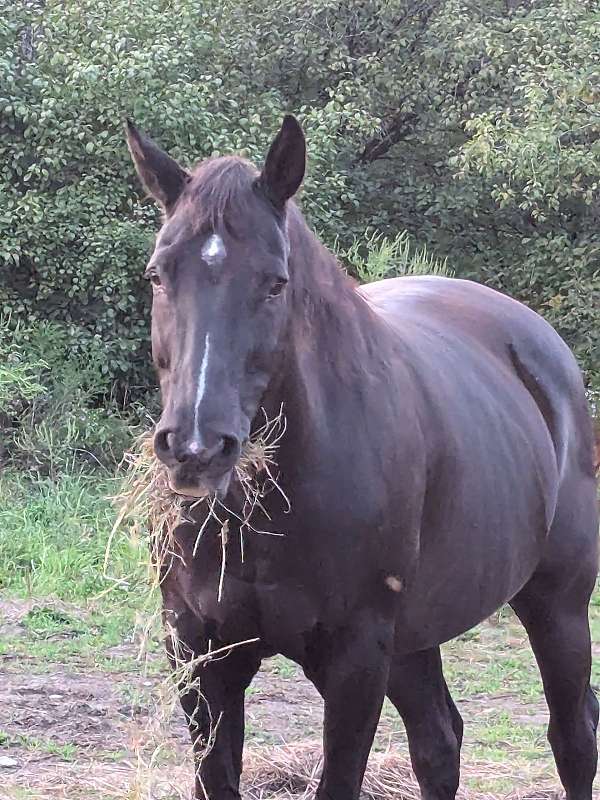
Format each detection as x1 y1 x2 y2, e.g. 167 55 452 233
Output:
260 115 306 209
125 119 190 214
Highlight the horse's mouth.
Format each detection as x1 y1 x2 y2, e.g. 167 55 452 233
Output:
167 467 232 501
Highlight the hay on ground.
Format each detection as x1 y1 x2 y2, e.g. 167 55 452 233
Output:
3 743 563 800
242 744 562 800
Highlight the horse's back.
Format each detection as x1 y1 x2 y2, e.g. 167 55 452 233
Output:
360 275 595 483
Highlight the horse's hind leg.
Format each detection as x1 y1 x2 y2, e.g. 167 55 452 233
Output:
387 647 462 800
510 479 599 800
511 589 598 800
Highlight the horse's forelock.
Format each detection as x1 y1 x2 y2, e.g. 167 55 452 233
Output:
177 156 260 234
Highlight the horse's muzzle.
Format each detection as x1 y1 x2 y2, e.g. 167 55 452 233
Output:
167 463 233 500
154 419 241 499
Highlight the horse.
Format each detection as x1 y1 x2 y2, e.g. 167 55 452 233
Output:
125 115 599 800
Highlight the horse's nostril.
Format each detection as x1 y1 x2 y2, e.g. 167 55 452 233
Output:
221 435 238 459
156 429 239 467
154 429 172 458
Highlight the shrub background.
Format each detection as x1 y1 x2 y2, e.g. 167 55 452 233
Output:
1 0 598 414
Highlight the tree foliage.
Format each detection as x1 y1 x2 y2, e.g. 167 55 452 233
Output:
1 0 598 391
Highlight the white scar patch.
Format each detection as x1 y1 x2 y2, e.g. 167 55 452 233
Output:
385 575 404 593
201 234 226 266
190 333 211 453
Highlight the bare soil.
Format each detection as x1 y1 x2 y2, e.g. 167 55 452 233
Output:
0 598 589 799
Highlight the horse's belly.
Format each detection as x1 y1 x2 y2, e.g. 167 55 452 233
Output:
393 472 555 652
389 360 561 651
394 556 536 653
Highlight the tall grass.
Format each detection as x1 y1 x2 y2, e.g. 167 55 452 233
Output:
0 470 143 602
340 229 452 283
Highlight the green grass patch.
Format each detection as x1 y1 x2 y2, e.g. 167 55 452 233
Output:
0 729 76 760
0 470 165 671
21 606 88 638
471 710 546 753
264 655 298 679
0 470 145 602
0 605 164 674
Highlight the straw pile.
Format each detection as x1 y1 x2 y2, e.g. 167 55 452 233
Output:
242 744 561 800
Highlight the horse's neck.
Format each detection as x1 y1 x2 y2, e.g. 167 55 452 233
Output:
262 211 387 437
288 213 361 331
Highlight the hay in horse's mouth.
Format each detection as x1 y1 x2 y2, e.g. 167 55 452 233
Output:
167 460 232 500
106 407 288 590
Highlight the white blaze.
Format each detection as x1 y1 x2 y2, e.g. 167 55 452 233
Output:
190 333 211 453
189 233 224 452
201 234 226 266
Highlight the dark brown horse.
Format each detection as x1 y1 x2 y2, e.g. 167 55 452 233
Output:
125 115 598 800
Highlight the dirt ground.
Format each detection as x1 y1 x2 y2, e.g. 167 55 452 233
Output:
0 598 596 799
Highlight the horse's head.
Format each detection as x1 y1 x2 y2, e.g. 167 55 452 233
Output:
126 116 306 497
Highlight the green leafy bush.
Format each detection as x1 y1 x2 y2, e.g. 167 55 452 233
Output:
0 318 134 475
1 0 597 398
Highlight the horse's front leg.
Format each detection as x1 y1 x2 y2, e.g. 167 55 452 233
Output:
309 613 394 800
164 610 261 800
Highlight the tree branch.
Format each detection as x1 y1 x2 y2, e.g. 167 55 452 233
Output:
359 109 419 163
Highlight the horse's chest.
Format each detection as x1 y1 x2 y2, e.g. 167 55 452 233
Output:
166 512 381 656
178 573 320 659
165 481 417 656
166 536 319 653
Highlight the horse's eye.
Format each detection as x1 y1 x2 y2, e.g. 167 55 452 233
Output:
267 278 287 299
145 269 161 287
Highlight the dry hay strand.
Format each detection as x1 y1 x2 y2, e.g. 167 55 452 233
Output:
99 408 287 798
